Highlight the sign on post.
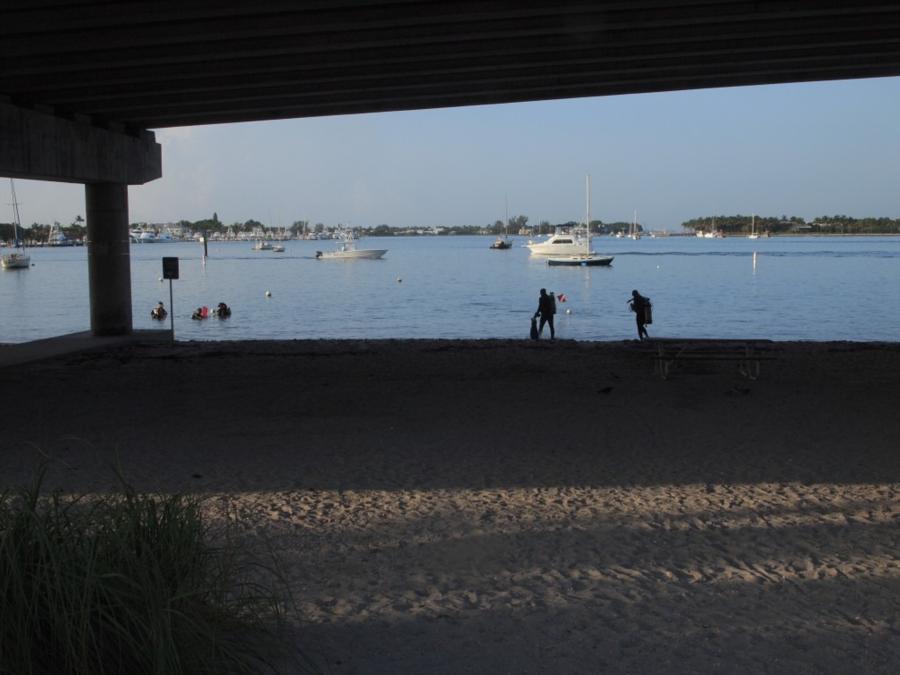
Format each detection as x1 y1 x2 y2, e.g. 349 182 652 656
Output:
162 256 179 279
162 257 178 342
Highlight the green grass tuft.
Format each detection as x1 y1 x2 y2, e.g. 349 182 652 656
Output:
0 468 306 675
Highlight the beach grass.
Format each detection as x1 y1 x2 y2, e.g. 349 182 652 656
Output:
0 468 303 675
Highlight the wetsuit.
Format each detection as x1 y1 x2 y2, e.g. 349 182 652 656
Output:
630 294 649 339
535 293 555 339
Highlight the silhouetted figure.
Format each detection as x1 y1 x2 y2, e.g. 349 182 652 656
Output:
215 302 231 318
534 288 556 339
628 289 651 340
150 301 167 320
192 307 205 321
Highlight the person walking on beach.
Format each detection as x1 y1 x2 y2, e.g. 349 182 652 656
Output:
534 288 556 340
628 289 651 340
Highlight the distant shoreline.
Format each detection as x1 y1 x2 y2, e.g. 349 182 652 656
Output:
650 232 900 238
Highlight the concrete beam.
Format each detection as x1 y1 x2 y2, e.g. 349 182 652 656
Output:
0 101 161 185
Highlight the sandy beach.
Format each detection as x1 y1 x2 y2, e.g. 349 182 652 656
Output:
2 339 899 673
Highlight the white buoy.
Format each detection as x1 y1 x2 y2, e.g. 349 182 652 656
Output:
265 290 272 297
158 277 163 282
565 308 572 315
396 277 402 283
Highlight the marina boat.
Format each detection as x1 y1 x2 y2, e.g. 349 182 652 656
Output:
1 179 30 270
47 223 74 246
526 227 588 255
490 197 514 249
547 176 614 267
251 240 273 251
490 237 512 249
316 230 386 260
747 214 759 239
629 209 641 240
703 217 724 238
271 243 285 252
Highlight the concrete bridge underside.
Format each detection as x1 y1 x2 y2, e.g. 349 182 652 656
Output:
2 1 900 335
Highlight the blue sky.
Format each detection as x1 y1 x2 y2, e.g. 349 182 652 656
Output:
10 76 900 231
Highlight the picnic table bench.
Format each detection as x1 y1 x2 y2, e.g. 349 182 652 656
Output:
647 339 777 380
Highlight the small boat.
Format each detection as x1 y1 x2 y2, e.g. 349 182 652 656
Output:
316 230 386 260
547 176 614 267
490 237 512 249
251 240 273 251
48 223 75 246
490 196 514 249
271 244 285 252
629 209 641 240
1 179 31 270
747 214 759 239
548 254 613 267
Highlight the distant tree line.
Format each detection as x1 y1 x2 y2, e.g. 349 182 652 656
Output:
5 212 900 243
681 214 900 235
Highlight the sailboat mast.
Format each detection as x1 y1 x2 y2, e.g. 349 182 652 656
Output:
9 179 22 246
505 194 509 236
584 174 591 255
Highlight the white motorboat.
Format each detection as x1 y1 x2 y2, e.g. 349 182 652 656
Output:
251 240 273 251
1 180 31 270
48 223 74 246
315 230 386 260
547 176 614 267
526 227 588 255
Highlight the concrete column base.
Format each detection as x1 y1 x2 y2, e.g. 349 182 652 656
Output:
86 183 132 336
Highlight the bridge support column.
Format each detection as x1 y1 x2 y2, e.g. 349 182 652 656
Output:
86 183 132 336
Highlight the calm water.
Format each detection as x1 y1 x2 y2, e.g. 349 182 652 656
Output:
2 235 898 343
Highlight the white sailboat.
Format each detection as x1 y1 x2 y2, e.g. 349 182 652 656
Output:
629 209 641 240
547 176 614 267
2 179 31 270
747 213 759 239
490 195 513 249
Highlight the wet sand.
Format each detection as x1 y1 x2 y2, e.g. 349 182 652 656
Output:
2 339 899 673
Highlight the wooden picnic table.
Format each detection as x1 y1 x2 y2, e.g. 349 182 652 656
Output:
645 338 777 380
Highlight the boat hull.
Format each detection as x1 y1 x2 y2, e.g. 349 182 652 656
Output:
547 255 614 267
526 241 586 255
1 252 30 269
317 248 387 260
